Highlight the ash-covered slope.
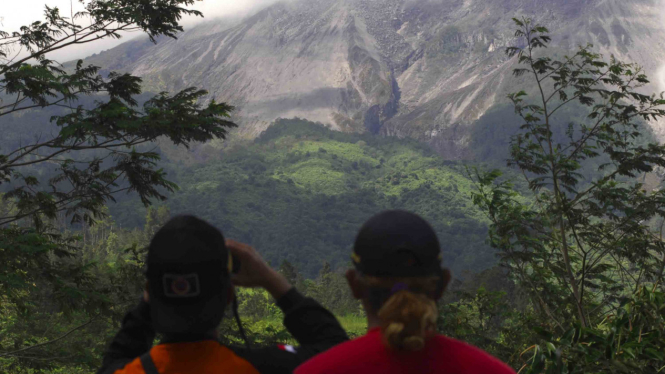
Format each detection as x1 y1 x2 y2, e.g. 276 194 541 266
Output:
87 0 665 158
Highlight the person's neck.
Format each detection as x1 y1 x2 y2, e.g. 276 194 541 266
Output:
367 314 381 331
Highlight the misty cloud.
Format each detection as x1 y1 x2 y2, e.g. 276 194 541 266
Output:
185 0 288 23
660 0 665 93
0 0 285 62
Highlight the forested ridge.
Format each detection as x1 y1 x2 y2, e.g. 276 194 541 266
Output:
109 118 498 277
2 2 665 374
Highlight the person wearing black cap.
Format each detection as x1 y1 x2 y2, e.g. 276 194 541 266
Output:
295 210 516 374
97 215 348 374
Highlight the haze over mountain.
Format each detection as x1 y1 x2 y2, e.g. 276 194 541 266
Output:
86 0 665 158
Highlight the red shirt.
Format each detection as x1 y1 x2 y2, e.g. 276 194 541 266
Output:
295 328 516 374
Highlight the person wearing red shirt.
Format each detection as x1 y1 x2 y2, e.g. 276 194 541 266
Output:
295 210 516 374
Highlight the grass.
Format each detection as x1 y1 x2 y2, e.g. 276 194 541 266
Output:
241 313 368 346
337 314 368 339
291 141 381 167
275 158 347 195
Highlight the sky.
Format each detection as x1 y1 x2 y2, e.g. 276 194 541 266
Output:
0 0 282 62
659 2 665 93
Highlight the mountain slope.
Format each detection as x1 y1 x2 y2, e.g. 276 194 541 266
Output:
87 0 665 158
111 119 500 277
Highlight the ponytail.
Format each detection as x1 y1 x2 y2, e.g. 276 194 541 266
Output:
363 276 440 352
379 290 437 351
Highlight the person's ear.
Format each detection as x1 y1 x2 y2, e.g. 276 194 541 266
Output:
345 269 364 300
434 268 452 301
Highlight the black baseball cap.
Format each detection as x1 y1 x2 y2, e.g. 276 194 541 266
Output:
145 215 232 334
352 210 443 278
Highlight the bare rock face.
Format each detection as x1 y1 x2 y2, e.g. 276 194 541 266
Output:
87 0 665 158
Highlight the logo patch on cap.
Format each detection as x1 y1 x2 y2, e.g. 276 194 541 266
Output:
163 273 200 298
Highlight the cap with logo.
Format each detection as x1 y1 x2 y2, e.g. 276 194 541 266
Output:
352 210 443 278
146 215 233 334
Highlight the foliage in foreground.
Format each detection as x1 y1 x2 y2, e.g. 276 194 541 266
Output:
1 2 236 372
470 18 665 373
0 0 236 344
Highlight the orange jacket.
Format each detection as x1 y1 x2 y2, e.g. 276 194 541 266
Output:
114 340 259 374
98 290 348 374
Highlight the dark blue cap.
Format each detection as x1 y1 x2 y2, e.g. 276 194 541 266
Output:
352 210 443 278
146 215 232 334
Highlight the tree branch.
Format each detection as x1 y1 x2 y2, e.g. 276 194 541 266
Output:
0 315 99 358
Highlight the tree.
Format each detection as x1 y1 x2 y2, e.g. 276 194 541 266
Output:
471 18 665 372
144 205 171 239
0 0 236 229
0 1 236 369
279 260 299 286
0 0 236 291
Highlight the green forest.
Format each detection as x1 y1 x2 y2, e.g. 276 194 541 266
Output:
2 1 665 373
114 118 499 277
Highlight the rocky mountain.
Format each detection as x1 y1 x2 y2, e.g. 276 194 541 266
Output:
86 0 665 158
